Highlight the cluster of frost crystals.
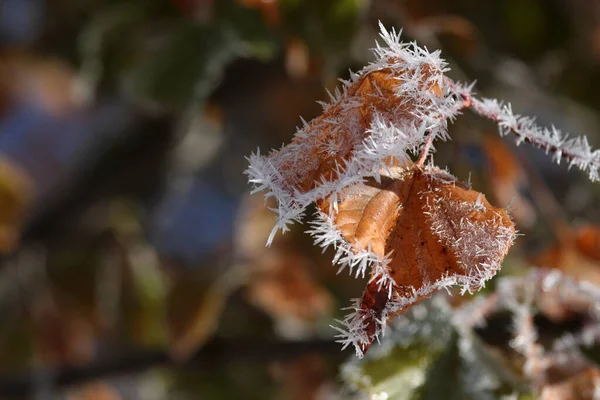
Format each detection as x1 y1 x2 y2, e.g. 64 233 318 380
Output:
246 23 461 245
428 198 517 294
333 274 467 358
332 298 375 358
480 269 600 384
447 80 600 182
498 277 547 378
340 297 454 375
541 268 600 314
382 296 454 351
457 331 502 400
307 210 395 294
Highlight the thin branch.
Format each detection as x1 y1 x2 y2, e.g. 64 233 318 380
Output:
0 338 343 398
445 77 600 182
416 132 434 166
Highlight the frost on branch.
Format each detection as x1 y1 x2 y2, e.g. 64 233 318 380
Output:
446 79 600 182
464 269 600 398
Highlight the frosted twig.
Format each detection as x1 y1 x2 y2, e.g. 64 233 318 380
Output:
445 77 600 182
416 131 435 166
498 277 546 380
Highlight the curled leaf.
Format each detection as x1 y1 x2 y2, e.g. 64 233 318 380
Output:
317 164 515 356
246 25 456 240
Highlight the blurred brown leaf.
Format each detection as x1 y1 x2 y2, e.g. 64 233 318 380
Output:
30 298 96 367
67 382 122 400
531 225 600 321
238 0 280 27
171 0 215 21
575 225 600 262
540 367 600 400
0 50 80 115
246 248 333 338
234 193 278 261
285 37 310 79
271 354 330 400
0 157 34 253
413 15 481 56
237 193 333 338
533 224 600 286
482 135 536 228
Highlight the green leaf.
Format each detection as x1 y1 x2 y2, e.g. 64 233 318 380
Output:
78 2 164 92
279 0 362 54
342 340 445 400
81 0 279 109
341 300 455 400
413 334 467 400
121 22 240 110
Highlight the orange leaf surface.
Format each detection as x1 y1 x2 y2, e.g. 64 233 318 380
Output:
271 67 443 196
539 367 600 400
576 225 600 262
318 164 515 355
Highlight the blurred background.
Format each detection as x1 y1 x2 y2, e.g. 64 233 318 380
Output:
0 0 600 399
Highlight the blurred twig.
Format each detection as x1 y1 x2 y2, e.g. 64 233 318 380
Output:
0 337 344 398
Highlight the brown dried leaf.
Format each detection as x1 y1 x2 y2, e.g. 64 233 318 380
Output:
539 367 600 400
67 382 122 400
531 224 600 321
246 248 333 338
271 354 329 400
0 50 79 115
482 135 536 228
30 300 96 367
0 157 33 253
319 164 515 354
269 65 443 195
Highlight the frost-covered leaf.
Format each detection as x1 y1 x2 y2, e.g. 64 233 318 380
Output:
246 24 457 240
317 164 515 356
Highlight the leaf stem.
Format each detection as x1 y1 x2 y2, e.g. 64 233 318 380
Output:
416 133 434 166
